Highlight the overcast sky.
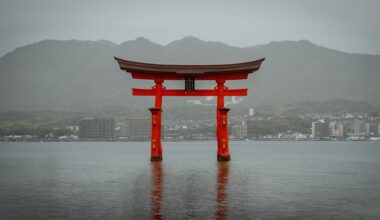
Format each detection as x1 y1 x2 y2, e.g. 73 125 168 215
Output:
0 0 379 56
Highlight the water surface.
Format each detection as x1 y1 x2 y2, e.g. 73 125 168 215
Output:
0 141 379 219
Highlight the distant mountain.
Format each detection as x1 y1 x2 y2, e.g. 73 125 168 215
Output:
279 99 380 115
0 37 379 111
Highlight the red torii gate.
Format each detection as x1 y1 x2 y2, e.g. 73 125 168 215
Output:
115 57 265 161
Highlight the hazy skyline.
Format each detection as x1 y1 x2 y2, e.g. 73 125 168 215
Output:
0 0 379 57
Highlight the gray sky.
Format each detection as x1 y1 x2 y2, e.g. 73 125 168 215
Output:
0 0 379 56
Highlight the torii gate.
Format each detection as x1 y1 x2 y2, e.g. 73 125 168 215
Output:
115 57 265 161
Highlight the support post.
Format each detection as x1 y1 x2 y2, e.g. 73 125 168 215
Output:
217 108 231 161
149 108 162 161
150 79 164 161
216 80 231 161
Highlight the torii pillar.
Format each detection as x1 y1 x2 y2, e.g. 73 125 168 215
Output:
216 79 230 161
114 57 265 162
149 80 164 161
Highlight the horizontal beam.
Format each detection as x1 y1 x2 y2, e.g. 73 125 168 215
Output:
132 88 247 96
131 71 182 80
130 70 251 80
196 71 251 80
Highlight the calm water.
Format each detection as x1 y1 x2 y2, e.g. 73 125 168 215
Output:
0 141 380 219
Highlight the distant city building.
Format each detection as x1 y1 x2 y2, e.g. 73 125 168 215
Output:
124 119 151 140
232 121 247 138
353 120 367 134
293 132 308 140
65 126 79 133
246 120 256 138
311 119 329 139
339 123 348 138
366 123 379 137
329 121 337 137
329 122 349 139
248 108 255 117
277 132 307 140
79 118 115 139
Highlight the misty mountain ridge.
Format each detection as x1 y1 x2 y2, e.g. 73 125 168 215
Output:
0 36 379 112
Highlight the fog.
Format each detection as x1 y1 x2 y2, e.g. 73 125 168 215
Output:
0 0 379 56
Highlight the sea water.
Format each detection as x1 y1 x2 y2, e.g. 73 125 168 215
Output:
0 141 379 219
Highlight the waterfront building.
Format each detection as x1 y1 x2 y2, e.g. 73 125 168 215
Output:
246 120 256 138
124 119 151 140
65 126 79 133
248 108 254 117
79 118 115 139
329 122 345 138
366 123 379 137
354 120 367 134
311 119 329 139
231 121 247 138
329 121 337 137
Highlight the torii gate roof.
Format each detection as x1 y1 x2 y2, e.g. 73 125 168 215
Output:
114 57 265 80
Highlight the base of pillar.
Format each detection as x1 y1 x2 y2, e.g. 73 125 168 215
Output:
217 155 231 162
150 156 163 161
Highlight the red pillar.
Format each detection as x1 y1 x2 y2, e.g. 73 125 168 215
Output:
216 80 231 161
150 79 164 161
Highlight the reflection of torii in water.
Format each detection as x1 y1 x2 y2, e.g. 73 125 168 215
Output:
151 162 163 220
216 162 230 220
150 162 230 219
